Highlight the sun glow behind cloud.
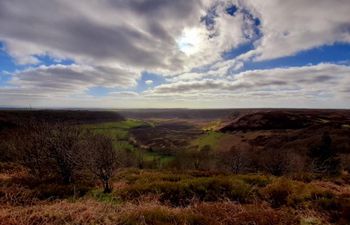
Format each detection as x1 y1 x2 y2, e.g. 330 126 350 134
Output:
176 28 205 56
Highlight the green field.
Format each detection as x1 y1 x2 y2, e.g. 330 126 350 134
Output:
191 131 225 150
83 119 146 140
83 120 174 165
202 119 223 131
143 152 175 167
83 119 145 152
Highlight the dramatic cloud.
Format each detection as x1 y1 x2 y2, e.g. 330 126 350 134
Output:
147 64 350 100
7 64 139 95
0 0 349 108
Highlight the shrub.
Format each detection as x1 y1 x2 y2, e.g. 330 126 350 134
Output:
239 174 272 187
34 183 91 200
262 179 292 208
88 189 121 204
121 207 206 225
0 162 26 175
119 177 254 206
192 202 299 225
315 197 350 224
259 148 293 176
300 217 323 225
0 185 37 206
309 132 341 175
262 178 338 209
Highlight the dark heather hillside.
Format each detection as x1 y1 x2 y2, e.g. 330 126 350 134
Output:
117 108 252 120
218 110 350 155
220 110 350 132
0 110 125 130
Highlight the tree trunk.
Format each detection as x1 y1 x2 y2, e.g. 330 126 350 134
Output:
103 179 112 193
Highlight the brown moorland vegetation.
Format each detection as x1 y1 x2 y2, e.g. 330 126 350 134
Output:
0 109 350 225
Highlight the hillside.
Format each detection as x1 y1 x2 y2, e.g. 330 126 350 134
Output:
219 110 350 132
0 110 125 131
215 110 350 156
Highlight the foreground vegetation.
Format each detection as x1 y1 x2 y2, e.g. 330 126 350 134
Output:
1 164 350 225
1 110 350 224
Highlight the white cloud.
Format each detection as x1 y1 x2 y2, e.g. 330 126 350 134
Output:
146 64 350 105
145 80 154 85
244 0 350 61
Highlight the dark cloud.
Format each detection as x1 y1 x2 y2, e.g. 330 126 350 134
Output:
109 0 202 20
0 2 197 73
10 64 139 94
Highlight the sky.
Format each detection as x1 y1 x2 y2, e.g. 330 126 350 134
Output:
0 0 350 109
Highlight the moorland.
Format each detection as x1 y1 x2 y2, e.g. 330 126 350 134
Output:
0 108 350 225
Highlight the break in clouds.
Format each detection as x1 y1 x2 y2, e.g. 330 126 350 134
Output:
0 0 350 108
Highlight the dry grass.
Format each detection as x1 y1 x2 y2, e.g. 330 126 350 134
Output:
0 200 300 225
0 167 349 225
0 200 120 225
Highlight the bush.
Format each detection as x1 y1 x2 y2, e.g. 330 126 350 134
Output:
34 183 91 200
192 202 299 225
0 185 37 206
309 132 341 175
262 178 337 209
0 162 26 175
121 202 299 225
315 197 350 224
121 207 207 225
239 174 272 187
119 177 254 206
262 179 292 208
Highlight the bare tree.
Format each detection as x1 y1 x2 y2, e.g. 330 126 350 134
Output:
221 146 250 174
14 121 51 177
47 124 85 184
87 134 118 193
260 148 288 176
14 121 85 184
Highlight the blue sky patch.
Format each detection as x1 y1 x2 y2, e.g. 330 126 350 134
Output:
242 42 350 72
222 42 255 60
0 42 20 73
136 71 166 93
34 55 74 67
226 5 238 16
86 86 113 97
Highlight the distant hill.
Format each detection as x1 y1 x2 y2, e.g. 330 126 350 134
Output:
220 110 350 132
217 110 350 154
117 108 237 120
0 110 125 130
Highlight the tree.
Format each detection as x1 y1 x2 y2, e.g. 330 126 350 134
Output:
47 124 85 184
87 134 118 193
221 146 250 174
14 121 51 177
171 145 215 170
14 121 85 184
260 148 290 176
